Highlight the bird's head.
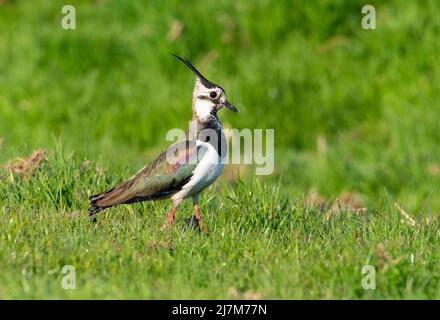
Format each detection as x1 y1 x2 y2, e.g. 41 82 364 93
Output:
172 54 237 122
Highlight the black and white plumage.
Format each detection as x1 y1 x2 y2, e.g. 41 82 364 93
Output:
88 55 237 233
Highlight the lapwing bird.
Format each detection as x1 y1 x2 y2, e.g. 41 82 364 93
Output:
88 55 237 234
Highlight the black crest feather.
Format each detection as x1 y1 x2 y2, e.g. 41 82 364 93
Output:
171 54 215 89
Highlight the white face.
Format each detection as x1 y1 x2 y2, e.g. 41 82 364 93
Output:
192 78 226 121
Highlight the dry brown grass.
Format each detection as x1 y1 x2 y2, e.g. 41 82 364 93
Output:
325 191 367 219
394 202 417 227
305 190 366 219
1 149 46 182
375 243 400 269
228 287 263 300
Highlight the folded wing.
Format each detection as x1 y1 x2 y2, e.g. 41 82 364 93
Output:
89 140 202 214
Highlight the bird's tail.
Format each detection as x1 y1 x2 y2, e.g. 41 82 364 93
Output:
88 180 134 217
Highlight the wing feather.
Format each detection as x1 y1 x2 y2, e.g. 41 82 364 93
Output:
89 140 201 211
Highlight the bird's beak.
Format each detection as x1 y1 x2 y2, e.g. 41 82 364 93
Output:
222 100 238 112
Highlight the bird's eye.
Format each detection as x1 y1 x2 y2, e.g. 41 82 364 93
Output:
210 91 217 99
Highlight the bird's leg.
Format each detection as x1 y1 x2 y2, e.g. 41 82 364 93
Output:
194 205 209 235
193 195 209 235
167 206 176 224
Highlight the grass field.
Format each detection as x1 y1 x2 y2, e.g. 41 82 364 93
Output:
0 0 439 299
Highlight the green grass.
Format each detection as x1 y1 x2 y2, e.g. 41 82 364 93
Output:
1 150 438 299
1 0 440 299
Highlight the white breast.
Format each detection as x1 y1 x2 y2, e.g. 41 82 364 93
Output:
171 140 224 204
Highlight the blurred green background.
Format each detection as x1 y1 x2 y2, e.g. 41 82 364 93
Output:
1 0 440 300
1 0 439 212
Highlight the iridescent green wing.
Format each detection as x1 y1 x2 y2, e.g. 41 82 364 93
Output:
124 140 202 200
